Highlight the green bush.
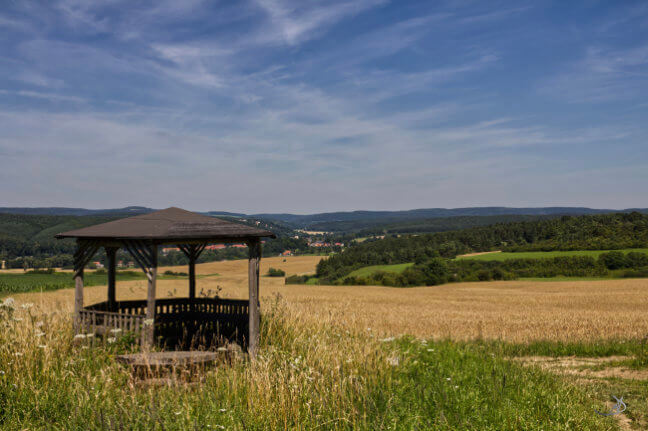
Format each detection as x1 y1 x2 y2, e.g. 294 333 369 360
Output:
267 267 286 277
598 251 627 269
163 270 188 276
285 274 317 284
626 252 648 268
25 268 56 275
476 270 491 281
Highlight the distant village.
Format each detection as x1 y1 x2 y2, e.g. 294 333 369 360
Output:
86 221 346 269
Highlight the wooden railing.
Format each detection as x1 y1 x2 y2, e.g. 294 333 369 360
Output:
78 308 146 341
80 298 249 348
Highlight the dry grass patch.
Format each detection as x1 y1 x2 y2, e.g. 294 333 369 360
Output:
513 356 648 380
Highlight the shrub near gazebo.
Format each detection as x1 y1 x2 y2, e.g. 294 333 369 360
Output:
55 207 275 356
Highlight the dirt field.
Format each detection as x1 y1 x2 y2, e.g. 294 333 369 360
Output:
13 255 648 342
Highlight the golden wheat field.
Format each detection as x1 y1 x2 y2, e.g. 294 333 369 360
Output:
12 255 648 342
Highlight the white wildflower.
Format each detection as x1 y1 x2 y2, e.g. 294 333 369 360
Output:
219 408 227 412
446 377 451 381
109 328 122 334
85 333 94 338
0 370 5 375
387 356 400 366
13 317 23 322
454 385 459 389
174 411 182 416
74 334 86 340
1 298 15 309
13 352 23 357
427 349 434 352
20 303 33 309
38 345 47 349
107 337 116 343
380 337 395 342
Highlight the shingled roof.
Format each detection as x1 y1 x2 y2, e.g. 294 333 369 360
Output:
55 207 276 242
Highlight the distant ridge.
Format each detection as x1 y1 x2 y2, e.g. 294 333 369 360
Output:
0 206 646 228
251 207 648 227
0 206 154 216
0 206 247 218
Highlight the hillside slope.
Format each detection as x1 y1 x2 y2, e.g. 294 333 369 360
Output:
316 212 648 281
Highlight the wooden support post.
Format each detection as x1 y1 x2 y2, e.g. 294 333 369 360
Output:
106 247 117 311
248 239 261 358
189 254 196 299
145 245 158 348
74 268 84 331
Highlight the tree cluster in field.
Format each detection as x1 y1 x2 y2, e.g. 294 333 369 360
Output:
285 274 318 284
337 251 648 287
316 212 648 283
266 267 286 277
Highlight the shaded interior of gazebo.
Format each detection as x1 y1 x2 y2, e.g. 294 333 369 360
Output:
55 207 275 355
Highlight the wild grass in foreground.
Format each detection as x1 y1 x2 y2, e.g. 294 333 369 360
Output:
0 297 619 430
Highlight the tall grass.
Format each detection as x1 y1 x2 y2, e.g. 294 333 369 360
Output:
0 296 619 430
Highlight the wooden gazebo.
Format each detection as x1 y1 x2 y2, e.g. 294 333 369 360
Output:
55 207 275 356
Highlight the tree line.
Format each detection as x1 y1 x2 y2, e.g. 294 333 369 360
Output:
338 251 648 287
316 212 648 283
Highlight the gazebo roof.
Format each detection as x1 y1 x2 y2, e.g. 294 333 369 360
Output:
55 207 276 242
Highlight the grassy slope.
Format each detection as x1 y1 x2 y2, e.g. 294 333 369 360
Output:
346 248 648 281
346 262 414 278
456 248 648 261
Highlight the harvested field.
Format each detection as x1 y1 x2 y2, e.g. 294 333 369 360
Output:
13 255 648 342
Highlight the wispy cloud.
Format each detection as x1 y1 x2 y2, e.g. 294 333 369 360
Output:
540 44 648 103
0 0 646 211
0 90 86 103
253 0 387 45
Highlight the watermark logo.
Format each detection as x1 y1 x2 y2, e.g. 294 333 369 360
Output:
595 396 626 416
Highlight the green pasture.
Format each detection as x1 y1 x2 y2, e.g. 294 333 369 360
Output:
0 271 145 296
456 248 648 261
346 262 414 278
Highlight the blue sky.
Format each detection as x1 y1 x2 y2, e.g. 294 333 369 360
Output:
1 0 647 213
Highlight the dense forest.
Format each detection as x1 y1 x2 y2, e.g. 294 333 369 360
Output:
316 212 648 283
346 214 556 236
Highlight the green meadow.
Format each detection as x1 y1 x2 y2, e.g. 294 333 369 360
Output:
456 248 648 261
346 262 414 278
